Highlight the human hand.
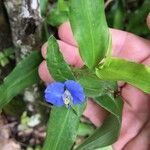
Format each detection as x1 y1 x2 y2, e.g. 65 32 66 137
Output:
38 14 150 150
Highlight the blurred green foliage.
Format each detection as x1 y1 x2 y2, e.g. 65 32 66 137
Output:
0 48 14 67
44 0 150 38
106 0 150 37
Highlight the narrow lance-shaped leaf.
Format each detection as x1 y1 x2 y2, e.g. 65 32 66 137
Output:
0 51 42 109
46 36 75 82
39 0 49 17
76 115 120 150
69 0 109 69
43 36 86 150
96 57 150 94
43 104 85 150
76 95 122 150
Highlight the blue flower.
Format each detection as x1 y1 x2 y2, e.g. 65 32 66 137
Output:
44 80 85 107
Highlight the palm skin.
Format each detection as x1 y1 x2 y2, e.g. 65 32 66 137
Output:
39 14 150 150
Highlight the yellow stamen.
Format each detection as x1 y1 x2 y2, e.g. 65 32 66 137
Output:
64 99 70 105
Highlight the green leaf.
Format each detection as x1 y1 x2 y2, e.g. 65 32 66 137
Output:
0 51 42 109
43 104 85 150
46 36 75 82
42 21 49 42
46 2 69 27
0 56 9 67
76 115 120 150
76 96 122 150
39 0 49 17
69 0 109 69
112 1 125 29
106 0 125 30
0 48 15 67
58 0 69 12
126 0 150 36
2 48 15 58
3 96 25 117
77 122 94 136
96 145 113 150
78 75 117 97
47 8 68 26
94 95 122 120
96 57 150 94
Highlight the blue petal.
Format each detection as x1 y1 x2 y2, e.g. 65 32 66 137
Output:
65 80 85 105
44 82 65 106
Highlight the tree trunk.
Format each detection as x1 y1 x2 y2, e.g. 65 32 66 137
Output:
4 0 43 105
4 0 43 60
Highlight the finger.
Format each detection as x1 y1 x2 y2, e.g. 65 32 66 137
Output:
147 12 150 29
113 88 150 149
111 29 150 63
58 40 83 67
58 22 150 63
113 103 150 150
38 60 54 84
41 40 83 68
83 99 108 127
58 22 77 46
123 122 150 150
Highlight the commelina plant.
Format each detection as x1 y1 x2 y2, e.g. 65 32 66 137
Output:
43 0 150 150
0 0 150 150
